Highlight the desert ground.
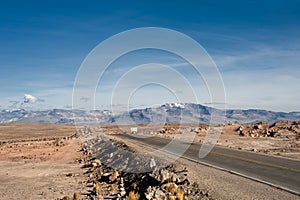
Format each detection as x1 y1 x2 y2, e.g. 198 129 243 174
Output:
0 123 89 199
102 121 300 159
0 122 299 200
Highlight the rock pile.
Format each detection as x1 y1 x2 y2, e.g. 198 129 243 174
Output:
158 127 178 135
155 125 208 137
237 121 300 139
189 126 208 135
66 129 210 200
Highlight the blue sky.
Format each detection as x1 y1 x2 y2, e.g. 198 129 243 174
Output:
0 0 299 111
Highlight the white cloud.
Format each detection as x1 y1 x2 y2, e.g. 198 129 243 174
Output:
23 94 44 104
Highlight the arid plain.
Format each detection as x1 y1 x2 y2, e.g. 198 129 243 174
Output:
0 122 299 200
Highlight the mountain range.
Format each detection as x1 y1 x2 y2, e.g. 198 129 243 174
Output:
0 103 299 125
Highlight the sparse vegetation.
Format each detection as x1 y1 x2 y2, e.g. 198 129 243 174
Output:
126 191 140 200
61 196 70 200
92 181 101 195
165 183 187 200
73 192 80 200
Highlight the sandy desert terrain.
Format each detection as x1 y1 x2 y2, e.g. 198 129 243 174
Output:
0 122 299 200
0 123 88 199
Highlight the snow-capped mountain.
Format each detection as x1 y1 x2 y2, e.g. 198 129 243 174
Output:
0 103 299 125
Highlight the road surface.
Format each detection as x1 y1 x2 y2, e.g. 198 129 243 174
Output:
115 134 300 195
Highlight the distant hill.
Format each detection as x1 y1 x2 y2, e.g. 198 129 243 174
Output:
0 103 299 125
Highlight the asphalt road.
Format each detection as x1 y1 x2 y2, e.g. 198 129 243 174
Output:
115 134 300 195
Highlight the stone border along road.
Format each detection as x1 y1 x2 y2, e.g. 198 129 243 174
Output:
114 133 300 197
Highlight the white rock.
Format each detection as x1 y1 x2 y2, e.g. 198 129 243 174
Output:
150 158 156 169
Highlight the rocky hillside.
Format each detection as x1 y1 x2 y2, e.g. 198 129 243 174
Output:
0 103 299 125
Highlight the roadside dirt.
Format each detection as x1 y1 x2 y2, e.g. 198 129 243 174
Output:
0 123 88 200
